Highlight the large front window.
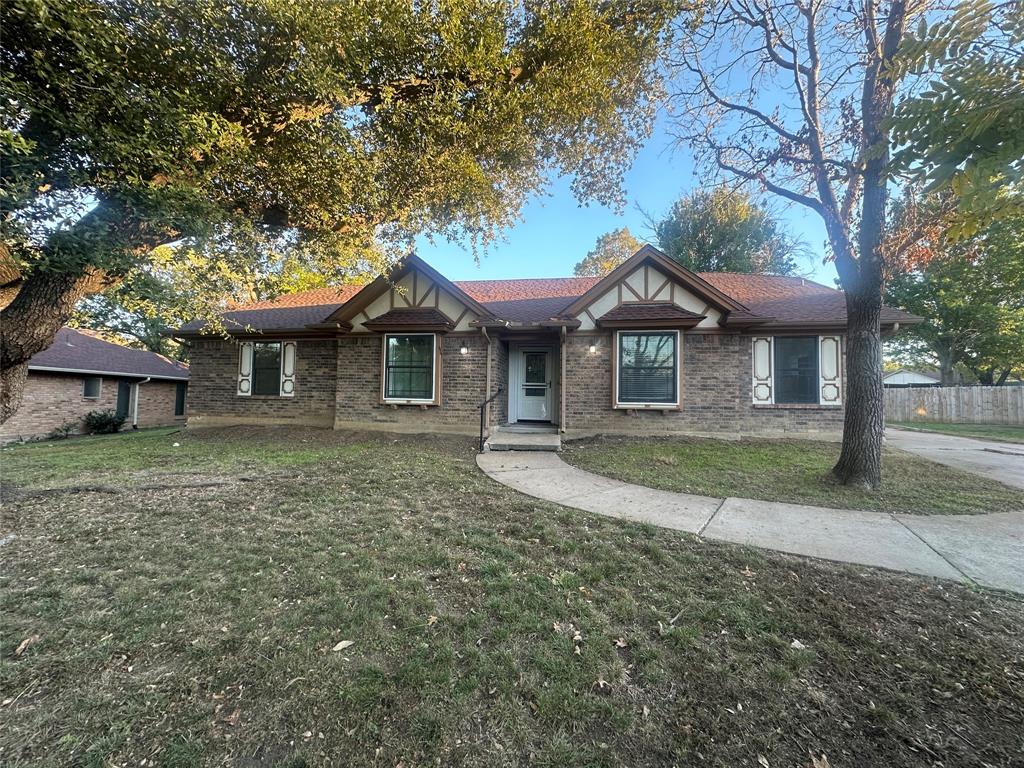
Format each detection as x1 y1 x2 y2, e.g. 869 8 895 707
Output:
252 342 281 396
774 336 818 404
384 334 436 401
617 331 678 405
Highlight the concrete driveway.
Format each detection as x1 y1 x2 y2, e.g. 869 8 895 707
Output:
477 451 1024 594
886 427 1024 490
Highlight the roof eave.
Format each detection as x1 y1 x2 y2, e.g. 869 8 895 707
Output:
172 326 344 339
361 321 455 333
27 364 189 381
597 317 705 330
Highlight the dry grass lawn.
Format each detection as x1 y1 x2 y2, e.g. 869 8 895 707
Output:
562 434 1024 514
2 427 1023 767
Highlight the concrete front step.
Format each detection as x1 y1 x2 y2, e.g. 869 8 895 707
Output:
485 429 561 452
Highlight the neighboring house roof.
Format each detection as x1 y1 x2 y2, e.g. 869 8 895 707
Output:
28 327 190 381
174 251 919 334
883 368 941 382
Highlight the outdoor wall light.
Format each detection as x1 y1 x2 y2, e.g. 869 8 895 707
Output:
460 345 469 355
588 344 597 354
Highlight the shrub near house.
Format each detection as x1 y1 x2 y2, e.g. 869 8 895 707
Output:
175 247 919 439
0 328 189 443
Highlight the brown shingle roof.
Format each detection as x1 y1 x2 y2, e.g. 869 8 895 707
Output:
178 285 365 332
362 307 454 331
456 277 601 323
29 328 189 380
598 302 705 327
175 272 916 331
698 273 917 326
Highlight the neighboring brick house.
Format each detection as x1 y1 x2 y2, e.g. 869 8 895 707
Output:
0 328 190 443
175 246 919 440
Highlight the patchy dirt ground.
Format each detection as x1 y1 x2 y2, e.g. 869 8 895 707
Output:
2 426 1023 767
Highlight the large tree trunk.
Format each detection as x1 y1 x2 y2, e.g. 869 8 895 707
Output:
831 286 884 489
826 0 907 490
937 350 956 385
0 269 108 422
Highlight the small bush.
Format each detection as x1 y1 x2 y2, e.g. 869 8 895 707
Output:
83 410 125 434
47 420 80 440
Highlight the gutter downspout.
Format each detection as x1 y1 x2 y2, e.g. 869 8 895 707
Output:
131 377 151 429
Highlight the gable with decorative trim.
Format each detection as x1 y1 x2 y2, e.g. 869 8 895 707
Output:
573 263 724 330
350 267 480 333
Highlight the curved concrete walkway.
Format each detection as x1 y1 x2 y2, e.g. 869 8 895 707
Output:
477 451 1024 595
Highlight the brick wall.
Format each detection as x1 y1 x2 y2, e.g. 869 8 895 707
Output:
334 334 488 432
186 338 337 428
488 337 509 428
562 332 845 437
135 381 185 428
180 330 844 438
0 373 185 443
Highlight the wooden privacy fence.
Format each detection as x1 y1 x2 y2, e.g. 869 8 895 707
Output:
884 386 1024 425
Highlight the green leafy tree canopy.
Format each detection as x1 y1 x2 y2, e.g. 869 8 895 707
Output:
889 1 1024 236
653 188 803 274
0 0 684 420
885 201 1024 386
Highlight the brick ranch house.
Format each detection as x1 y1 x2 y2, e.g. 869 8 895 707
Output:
174 246 918 441
0 327 189 443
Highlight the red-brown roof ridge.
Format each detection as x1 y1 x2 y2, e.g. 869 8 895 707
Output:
181 270 917 332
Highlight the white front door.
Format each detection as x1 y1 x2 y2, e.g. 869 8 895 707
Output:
517 350 552 421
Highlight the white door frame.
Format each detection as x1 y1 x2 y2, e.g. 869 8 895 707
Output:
508 343 557 424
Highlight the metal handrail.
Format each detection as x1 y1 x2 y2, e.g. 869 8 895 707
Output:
478 386 504 453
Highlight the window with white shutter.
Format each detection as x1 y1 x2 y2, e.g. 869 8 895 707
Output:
751 337 773 404
818 336 842 404
751 336 842 406
280 341 297 397
237 342 254 396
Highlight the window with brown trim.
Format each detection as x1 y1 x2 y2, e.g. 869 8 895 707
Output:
384 334 435 402
617 331 678 406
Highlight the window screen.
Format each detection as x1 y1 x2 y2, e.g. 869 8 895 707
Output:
83 376 102 398
252 343 281 396
174 382 187 416
385 335 434 400
774 336 819 404
618 332 677 404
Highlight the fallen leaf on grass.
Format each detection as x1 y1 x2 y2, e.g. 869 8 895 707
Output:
790 639 807 650
332 640 355 652
427 615 438 626
614 637 628 648
216 707 240 727
14 635 40 657
757 755 769 767
810 754 832 768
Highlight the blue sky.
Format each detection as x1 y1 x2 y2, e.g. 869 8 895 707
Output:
416 113 838 287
